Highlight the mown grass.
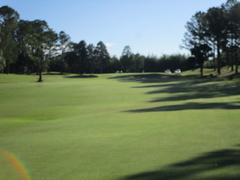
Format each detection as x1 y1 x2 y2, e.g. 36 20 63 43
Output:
0 71 240 180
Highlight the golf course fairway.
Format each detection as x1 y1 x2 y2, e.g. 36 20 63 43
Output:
0 72 240 180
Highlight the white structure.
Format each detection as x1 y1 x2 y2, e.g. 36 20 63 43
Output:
115 70 123 73
174 69 181 74
165 69 171 74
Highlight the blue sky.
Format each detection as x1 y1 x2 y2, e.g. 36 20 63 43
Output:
1 0 228 57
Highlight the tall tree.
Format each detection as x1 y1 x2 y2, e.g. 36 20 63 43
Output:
182 11 213 75
120 45 133 72
205 6 228 74
0 49 5 72
0 6 19 74
58 31 71 74
65 45 78 73
144 56 158 72
75 40 88 74
95 41 110 73
109 55 120 73
182 12 208 48
42 27 58 67
0 27 5 72
16 20 36 74
17 20 57 81
32 20 56 81
86 43 96 73
224 0 240 73
132 53 145 72
191 44 212 76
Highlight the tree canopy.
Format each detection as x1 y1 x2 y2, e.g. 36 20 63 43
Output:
182 0 240 75
0 6 19 74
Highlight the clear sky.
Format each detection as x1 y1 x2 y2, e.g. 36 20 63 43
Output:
1 0 228 57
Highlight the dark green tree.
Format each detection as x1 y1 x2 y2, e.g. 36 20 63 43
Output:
224 0 240 73
205 6 228 74
16 20 57 81
0 49 5 72
120 45 133 72
0 6 19 74
32 20 58 81
75 40 88 74
65 46 78 73
58 31 71 74
158 54 189 72
132 53 145 72
191 44 212 76
95 41 110 73
109 55 120 73
183 11 208 48
86 43 96 73
16 20 36 74
144 56 158 72
0 27 5 72
182 11 210 75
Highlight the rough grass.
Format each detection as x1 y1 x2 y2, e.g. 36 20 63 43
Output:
0 71 240 180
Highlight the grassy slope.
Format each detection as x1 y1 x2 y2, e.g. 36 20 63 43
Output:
0 71 240 180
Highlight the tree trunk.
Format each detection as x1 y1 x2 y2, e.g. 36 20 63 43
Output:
5 61 9 74
212 45 217 71
38 67 43 82
230 39 234 72
231 52 234 72
200 63 203 76
213 56 217 71
217 42 221 75
235 50 238 74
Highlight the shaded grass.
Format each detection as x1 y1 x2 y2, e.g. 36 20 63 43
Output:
121 148 240 180
0 72 240 180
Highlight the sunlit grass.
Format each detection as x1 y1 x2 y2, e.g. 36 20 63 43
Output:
0 71 240 180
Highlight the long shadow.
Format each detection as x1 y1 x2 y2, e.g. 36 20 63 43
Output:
65 75 98 78
109 74 201 83
149 82 240 102
126 102 240 113
147 81 240 95
132 83 179 89
111 74 240 111
121 147 240 180
44 72 68 75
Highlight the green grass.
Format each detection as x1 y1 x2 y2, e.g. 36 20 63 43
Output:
0 71 240 180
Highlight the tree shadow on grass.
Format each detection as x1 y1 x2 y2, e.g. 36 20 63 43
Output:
109 73 219 83
142 81 240 108
65 75 98 78
44 72 68 75
120 147 240 180
112 74 240 112
147 80 240 95
126 102 240 113
109 74 201 84
148 82 240 102
110 74 232 102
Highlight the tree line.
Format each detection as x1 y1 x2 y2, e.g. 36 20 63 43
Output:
0 5 191 81
183 0 240 76
0 6 114 81
1 0 239 81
